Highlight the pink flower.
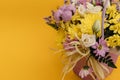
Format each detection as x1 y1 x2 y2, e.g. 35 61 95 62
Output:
95 0 103 5
63 36 78 51
79 66 92 78
92 38 109 57
77 0 87 6
77 0 87 4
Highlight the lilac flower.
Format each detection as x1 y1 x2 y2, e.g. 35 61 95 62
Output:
92 38 109 57
53 4 76 22
79 66 92 78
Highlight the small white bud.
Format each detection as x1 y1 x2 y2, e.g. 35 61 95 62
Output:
92 20 101 33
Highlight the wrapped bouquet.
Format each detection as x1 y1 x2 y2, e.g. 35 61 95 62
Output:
44 0 120 80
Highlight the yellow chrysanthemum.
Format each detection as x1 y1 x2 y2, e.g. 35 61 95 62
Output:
104 23 110 29
105 4 120 28
67 25 82 39
108 14 120 24
106 35 120 47
106 4 118 19
59 12 102 39
79 12 102 34
110 23 120 34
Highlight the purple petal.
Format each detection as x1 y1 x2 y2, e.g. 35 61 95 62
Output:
93 50 97 53
97 50 106 57
92 43 99 49
99 38 107 46
103 46 109 52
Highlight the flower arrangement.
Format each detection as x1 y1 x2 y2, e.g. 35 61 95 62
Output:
44 0 120 80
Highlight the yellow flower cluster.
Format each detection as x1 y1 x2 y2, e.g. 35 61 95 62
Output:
106 4 118 19
105 4 119 28
105 4 120 47
110 23 120 34
106 35 120 47
79 12 101 34
60 12 102 39
57 4 120 48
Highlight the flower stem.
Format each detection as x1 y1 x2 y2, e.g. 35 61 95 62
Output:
101 0 109 39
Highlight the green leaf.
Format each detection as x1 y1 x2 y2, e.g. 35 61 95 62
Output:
108 62 117 68
106 56 111 60
99 57 104 62
47 23 59 30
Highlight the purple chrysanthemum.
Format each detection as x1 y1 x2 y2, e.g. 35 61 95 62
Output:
92 38 109 57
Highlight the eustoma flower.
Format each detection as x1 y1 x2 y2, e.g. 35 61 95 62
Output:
78 2 102 15
79 66 92 78
53 4 76 22
81 34 96 47
92 38 109 57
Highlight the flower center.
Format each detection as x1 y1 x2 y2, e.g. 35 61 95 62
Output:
98 45 102 50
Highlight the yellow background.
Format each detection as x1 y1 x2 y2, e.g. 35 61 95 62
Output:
0 0 119 80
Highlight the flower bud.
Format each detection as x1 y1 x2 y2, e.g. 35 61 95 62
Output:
92 20 101 33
